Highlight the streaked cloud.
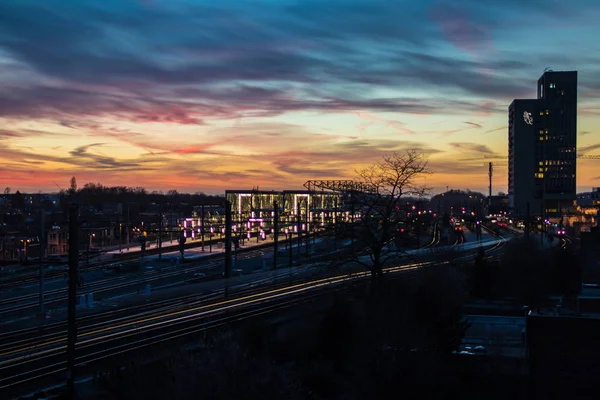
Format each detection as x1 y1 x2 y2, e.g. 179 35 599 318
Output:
0 0 599 193
579 143 600 154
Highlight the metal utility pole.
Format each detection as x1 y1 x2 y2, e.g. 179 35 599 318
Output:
525 201 531 238
288 230 293 267
67 204 79 395
86 231 90 268
201 205 205 252
273 201 279 270
350 195 355 252
333 198 338 250
170 201 174 244
158 204 163 261
118 216 122 253
296 201 302 257
305 199 310 257
126 205 130 251
39 210 45 315
488 162 493 209
224 200 232 279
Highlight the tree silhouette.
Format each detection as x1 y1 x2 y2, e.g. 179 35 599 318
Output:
350 150 432 284
68 176 78 196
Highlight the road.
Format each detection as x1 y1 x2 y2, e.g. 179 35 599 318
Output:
0 228 507 398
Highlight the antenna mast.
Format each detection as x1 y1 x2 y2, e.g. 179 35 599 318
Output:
488 162 493 205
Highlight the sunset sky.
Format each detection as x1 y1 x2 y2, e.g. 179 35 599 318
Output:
1 0 599 195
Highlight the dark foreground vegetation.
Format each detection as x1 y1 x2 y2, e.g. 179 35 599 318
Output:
85 237 580 400
465 236 581 305
88 263 529 400
18 233 578 400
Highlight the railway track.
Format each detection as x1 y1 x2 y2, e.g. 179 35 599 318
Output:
0 267 319 357
0 235 346 318
0 262 430 397
0 234 311 291
0 238 227 287
0 232 507 398
0 248 266 318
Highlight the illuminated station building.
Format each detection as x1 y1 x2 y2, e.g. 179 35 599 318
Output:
179 186 357 241
224 189 351 240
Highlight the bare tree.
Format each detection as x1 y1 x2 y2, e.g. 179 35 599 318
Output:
68 176 78 195
350 150 432 282
3 187 10 195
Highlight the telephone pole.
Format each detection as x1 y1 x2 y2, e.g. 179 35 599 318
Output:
39 210 45 315
67 204 79 396
126 205 130 251
158 203 163 261
488 162 493 209
296 201 302 256
273 201 279 269
201 205 205 252
224 201 232 278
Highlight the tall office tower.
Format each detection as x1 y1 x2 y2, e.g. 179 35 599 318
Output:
508 70 578 218
508 99 540 216
536 71 578 216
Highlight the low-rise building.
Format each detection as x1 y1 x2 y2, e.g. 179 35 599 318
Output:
47 225 68 256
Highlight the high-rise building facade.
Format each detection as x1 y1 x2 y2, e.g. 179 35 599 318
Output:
508 70 578 217
508 99 540 216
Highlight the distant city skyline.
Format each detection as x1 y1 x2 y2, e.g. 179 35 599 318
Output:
1 0 600 194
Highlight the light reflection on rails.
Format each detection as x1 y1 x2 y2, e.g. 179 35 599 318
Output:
0 233 506 396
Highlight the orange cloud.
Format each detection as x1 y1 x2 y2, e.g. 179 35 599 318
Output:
172 144 214 155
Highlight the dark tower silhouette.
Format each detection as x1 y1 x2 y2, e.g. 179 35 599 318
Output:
508 70 577 218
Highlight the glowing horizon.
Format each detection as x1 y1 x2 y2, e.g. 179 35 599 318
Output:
1 0 599 195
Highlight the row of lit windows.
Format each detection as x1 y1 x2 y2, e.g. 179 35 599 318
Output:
539 136 571 142
539 160 571 166
534 173 575 179
540 167 571 173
